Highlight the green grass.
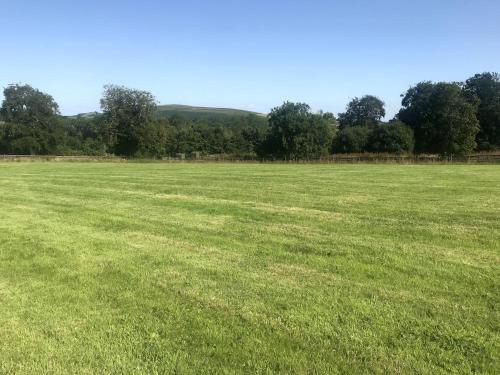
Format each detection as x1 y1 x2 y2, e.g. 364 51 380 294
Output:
65 104 263 121
156 104 263 119
0 162 498 374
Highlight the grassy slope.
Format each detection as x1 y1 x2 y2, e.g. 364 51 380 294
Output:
66 105 263 120
156 104 263 118
0 163 498 374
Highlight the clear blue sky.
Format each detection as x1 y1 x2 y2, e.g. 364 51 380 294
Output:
1 0 499 118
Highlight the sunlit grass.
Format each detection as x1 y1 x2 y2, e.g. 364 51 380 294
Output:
0 162 498 373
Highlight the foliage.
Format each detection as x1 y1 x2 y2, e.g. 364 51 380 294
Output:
0 74 498 158
265 101 334 159
136 121 170 158
331 126 371 153
57 115 107 155
0 84 59 125
338 95 385 128
367 120 415 153
398 82 480 155
162 116 267 157
100 85 158 156
463 72 500 150
0 84 61 154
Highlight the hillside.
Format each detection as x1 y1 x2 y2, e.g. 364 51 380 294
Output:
66 111 101 119
67 105 265 121
156 104 265 119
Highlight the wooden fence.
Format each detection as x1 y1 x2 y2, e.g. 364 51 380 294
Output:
1 153 499 163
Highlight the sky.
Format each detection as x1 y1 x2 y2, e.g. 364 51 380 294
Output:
1 0 499 118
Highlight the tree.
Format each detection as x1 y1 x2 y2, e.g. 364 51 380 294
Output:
338 95 385 128
1 84 59 125
398 82 480 155
0 84 60 154
59 114 107 155
100 85 157 156
265 102 334 160
463 72 500 150
367 120 414 153
137 121 170 158
173 125 204 154
331 126 371 153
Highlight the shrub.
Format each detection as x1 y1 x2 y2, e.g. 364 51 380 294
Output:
331 126 371 153
367 121 415 153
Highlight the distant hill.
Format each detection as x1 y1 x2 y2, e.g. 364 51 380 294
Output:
156 104 265 120
66 111 101 119
66 105 266 121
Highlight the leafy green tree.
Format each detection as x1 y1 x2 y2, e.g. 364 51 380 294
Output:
137 121 170 158
398 82 480 155
242 125 268 157
338 95 385 128
100 85 157 156
173 125 204 154
59 114 107 155
265 102 334 160
463 72 500 150
367 121 414 153
0 84 60 154
331 126 371 153
0 122 42 154
1 84 59 125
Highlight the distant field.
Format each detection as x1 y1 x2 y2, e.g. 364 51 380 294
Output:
0 162 498 373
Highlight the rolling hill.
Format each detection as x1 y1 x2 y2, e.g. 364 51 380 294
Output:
156 104 265 119
67 105 265 121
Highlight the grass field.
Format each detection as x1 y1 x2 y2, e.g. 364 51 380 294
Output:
0 162 498 374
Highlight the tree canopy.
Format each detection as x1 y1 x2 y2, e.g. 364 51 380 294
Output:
0 84 61 154
338 95 385 128
0 74 498 158
1 84 59 125
398 82 480 155
463 72 500 150
265 102 334 160
331 126 371 154
367 120 414 154
100 85 158 156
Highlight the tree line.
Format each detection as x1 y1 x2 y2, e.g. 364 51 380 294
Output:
0 72 498 159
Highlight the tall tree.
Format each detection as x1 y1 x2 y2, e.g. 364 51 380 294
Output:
100 85 157 156
265 102 334 160
1 84 59 125
0 84 60 154
338 95 385 128
463 72 500 150
398 82 480 155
